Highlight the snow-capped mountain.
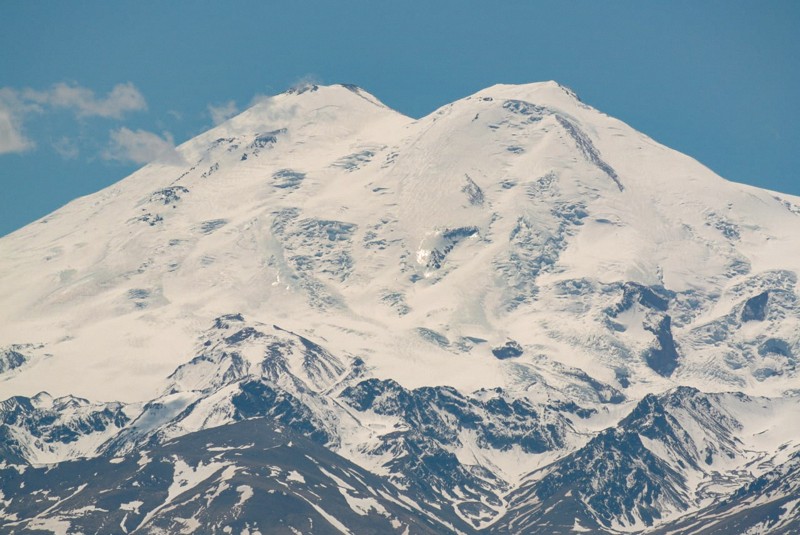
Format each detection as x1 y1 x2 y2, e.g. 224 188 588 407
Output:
1 81 798 533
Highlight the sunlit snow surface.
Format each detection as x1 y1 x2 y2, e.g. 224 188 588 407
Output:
1 82 799 533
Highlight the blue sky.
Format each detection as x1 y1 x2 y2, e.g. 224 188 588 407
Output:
1 1 798 236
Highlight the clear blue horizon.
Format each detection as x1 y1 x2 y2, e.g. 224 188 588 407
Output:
1 1 798 236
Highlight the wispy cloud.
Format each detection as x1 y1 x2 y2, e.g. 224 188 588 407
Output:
250 74 321 106
248 93 299 123
23 82 147 119
0 82 148 156
289 73 321 91
103 127 184 166
0 88 36 154
52 136 79 159
0 103 34 155
208 100 238 125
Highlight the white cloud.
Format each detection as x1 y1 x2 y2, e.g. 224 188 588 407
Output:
289 73 321 91
208 100 238 125
0 82 149 157
52 136 79 159
248 94 299 123
0 98 34 155
103 127 185 166
23 82 147 119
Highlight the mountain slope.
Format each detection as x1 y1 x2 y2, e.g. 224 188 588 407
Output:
1 81 799 533
493 387 800 533
0 417 466 534
2 82 798 403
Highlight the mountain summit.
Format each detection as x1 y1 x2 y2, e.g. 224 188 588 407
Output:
1 82 799 533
